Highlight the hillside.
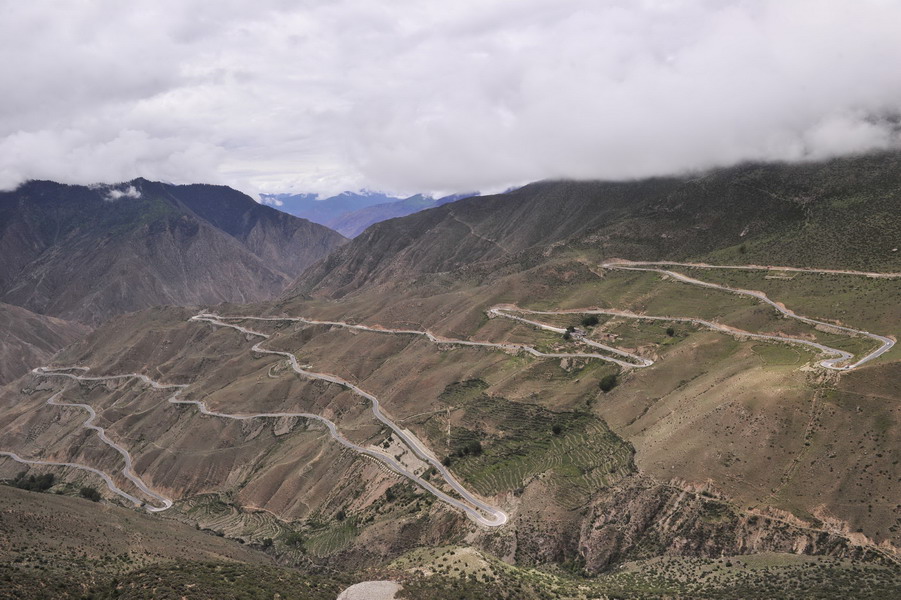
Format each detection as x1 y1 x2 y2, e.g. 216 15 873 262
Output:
0 179 346 325
291 152 901 299
0 154 898 597
0 303 89 384
168 182 347 277
0 484 349 599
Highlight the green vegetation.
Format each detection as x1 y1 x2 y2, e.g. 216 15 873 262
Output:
427 387 635 505
304 521 358 557
581 314 600 327
8 471 55 493
79 486 101 502
90 561 346 600
392 546 901 600
599 373 618 392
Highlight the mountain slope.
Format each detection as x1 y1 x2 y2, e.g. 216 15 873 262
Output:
167 182 347 278
0 179 346 325
0 302 89 384
1 154 898 593
290 152 901 299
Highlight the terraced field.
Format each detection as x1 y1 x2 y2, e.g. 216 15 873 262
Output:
424 391 635 507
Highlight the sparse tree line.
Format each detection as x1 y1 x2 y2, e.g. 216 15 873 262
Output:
4 470 101 501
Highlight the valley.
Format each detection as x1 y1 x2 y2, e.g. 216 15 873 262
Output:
1 154 899 598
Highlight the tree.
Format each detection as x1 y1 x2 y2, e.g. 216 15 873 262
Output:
562 331 572 341
599 373 618 392
666 326 675 337
552 424 562 436
581 315 600 327
79 486 101 502
12 472 55 492
282 531 304 548
336 509 346 521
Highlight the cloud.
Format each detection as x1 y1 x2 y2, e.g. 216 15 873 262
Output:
260 196 284 207
105 185 142 201
1 1 900 197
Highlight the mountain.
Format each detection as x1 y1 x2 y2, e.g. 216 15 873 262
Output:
260 190 402 224
0 302 89 384
290 152 901 298
327 192 477 238
1 153 899 597
0 179 346 325
163 182 348 280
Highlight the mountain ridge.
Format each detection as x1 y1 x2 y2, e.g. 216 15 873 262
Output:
0 179 347 325
288 152 901 299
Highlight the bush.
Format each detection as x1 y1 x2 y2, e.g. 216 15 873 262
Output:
552 424 562 436
599 373 618 392
666 326 675 337
465 440 483 456
581 315 600 327
562 331 572 341
281 531 305 548
12 472 55 492
79 486 101 502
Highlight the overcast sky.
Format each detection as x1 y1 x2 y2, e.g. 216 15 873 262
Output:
2 0 900 198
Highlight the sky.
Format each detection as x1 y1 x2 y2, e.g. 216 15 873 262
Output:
1 0 900 199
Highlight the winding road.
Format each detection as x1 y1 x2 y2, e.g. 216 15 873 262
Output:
602 259 901 279
598 261 895 369
3 261 894 527
13 326 509 526
188 313 508 527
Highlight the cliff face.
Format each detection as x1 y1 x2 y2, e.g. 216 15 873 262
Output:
578 479 887 573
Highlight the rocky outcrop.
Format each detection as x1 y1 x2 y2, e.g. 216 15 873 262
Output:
579 477 892 573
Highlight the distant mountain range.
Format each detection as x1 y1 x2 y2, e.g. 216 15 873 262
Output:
261 190 477 237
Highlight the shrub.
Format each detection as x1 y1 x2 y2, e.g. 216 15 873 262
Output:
581 315 600 327
281 531 305 548
599 373 618 392
12 472 55 492
79 486 101 502
666 326 675 337
562 331 571 341
552 424 562 436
